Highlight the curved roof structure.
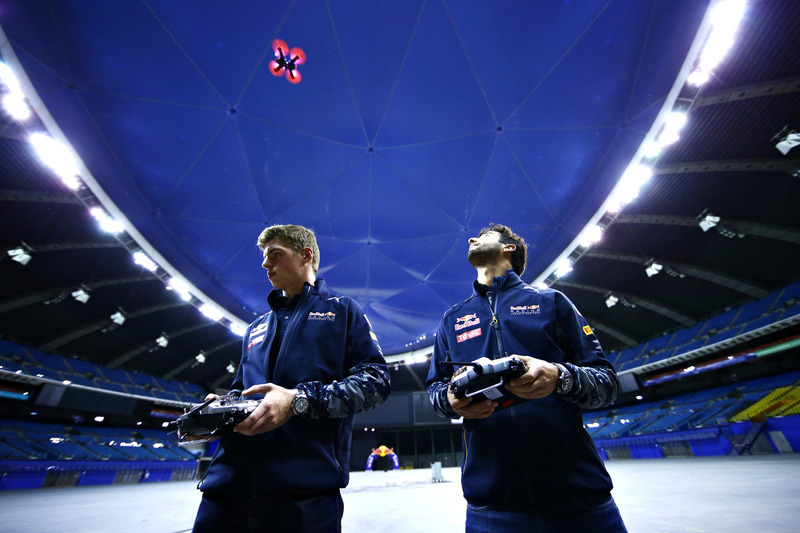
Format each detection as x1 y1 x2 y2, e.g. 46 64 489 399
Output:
1 0 799 391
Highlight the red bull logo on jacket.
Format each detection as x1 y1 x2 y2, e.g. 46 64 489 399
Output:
455 313 480 331
308 311 336 321
510 305 540 315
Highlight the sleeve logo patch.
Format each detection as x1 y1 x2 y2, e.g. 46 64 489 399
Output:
583 325 593 335
456 328 482 343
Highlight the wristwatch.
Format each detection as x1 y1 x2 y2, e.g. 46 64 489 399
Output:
291 389 310 416
553 363 573 395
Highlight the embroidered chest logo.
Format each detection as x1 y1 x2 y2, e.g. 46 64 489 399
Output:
308 311 336 321
456 328 482 343
454 313 480 331
510 304 540 315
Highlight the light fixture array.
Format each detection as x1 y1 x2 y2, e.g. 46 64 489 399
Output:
532 0 748 292
0 39 250 349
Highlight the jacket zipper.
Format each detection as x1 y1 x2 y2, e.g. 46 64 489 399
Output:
486 281 506 359
272 284 311 381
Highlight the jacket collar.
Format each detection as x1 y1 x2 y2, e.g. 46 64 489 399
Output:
267 278 328 310
471 269 524 297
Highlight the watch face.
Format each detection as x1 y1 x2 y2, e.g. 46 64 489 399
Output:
293 396 310 414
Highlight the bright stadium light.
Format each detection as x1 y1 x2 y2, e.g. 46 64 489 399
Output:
3 92 31 120
156 335 169 348
199 303 224 321
230 322 247 337
89 207 125 234
7 247 32 265
555 258 573 278
167 277 192 301
645 260 663 278
29 133 81 186
71 288 90 303
110 311 126 325
132 250 158 272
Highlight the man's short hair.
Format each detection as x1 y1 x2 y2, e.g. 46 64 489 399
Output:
257 224 320 274
479 223 528 276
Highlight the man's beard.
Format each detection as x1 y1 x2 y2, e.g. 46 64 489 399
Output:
468 241 503 268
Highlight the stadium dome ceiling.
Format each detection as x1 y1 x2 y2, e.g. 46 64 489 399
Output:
1 0 799 391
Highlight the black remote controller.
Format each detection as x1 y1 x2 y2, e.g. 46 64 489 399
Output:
172 390 259 442
446 357 528 409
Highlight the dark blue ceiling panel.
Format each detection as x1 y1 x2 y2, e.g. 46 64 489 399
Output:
1 0 709 354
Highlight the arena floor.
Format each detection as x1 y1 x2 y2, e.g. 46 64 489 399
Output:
1 455 798 532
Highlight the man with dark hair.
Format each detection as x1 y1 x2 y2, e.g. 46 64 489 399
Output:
192 224 391 533
427 224 627 532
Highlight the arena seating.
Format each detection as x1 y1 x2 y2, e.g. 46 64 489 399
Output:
0 418 197 490
0 338 208 404
606 280 800 373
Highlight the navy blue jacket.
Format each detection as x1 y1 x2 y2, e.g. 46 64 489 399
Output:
426 270 618 506
200 279 390 494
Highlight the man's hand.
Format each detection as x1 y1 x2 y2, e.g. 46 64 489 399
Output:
234 383 296 436
447 386 497 419
503 355 559 399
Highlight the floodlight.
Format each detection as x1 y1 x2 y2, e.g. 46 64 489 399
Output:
71 288 90 303
579 225 603 248
2 93 30 120
645 261 663 278
199 303 224 321
195 353 206 364
642 141 662 159
110 311 126 325
230 322 247 337
89 207 124 234
555 258 573 278
166 277 192 301
699 214 720 231
132 250 158 272
0 62 22 92
156 335 169 348
776 132 800 155
605 295 619 308
29 132 80 181
7 247 32 265
657 112 687 147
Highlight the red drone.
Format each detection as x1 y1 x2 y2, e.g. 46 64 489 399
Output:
269 39 306 84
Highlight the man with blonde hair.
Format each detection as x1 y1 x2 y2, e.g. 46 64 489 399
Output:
193 224 391 533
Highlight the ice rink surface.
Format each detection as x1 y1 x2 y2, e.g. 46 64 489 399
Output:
1 455 799 532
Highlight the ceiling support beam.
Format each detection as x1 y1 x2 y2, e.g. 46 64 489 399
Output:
654 158 799 176
583 250 770 299
37 302 187 352
0 276 153 314
693 77 800 109
107 323 213 369
1 189 83 204
558 281 695 327
582 318 638 347
613 214 800 245
167 338 240 383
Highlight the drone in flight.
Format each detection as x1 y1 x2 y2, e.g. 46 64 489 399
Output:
269 39 306 84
